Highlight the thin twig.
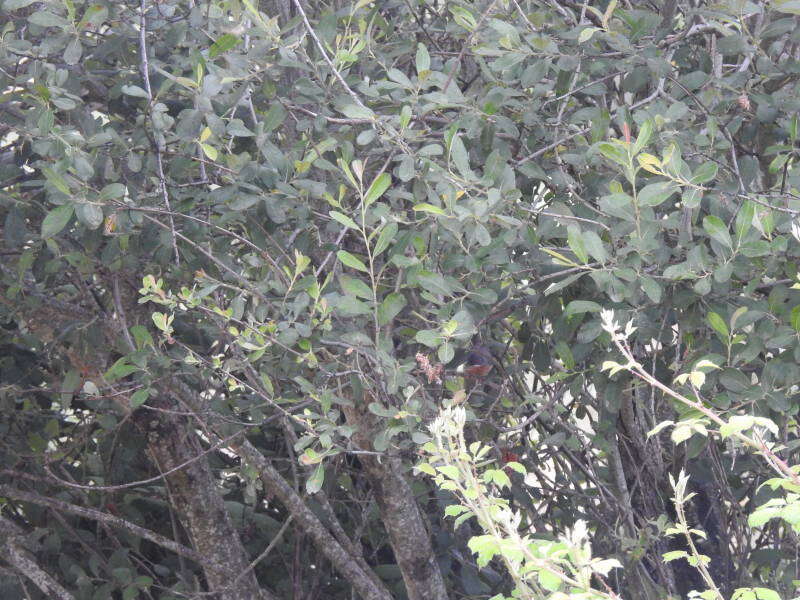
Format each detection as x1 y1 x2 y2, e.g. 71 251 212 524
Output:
112 275 135 352
140 213 272 301
119 203 288 284
520 208 611 231
290 0 369 111
138 0 180 265
515 87 662 166
442 0 501 94
41 428 246 493
314 227 348 278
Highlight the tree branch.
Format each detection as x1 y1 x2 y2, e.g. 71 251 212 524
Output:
0 516 74 600
0 486 213 571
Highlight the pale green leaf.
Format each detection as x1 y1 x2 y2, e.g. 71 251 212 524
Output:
337 250 369 272
329 210 359 230
41 204 74 239
364 172 391 206
377 292 407 325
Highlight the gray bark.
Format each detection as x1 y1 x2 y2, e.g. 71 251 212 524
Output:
343 403 450 600
133 397 276 600
0 516 75 600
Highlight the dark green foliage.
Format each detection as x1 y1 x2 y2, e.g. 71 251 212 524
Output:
2 0 800 598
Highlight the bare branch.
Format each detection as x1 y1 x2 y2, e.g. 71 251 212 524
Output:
138 0 180 265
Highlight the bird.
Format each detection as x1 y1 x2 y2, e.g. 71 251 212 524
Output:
464 344 493 379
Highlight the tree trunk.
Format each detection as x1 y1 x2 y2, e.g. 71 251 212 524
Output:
343 403 450 600
133 395 274 600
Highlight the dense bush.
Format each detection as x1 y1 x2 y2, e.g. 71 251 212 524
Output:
3 0 800 598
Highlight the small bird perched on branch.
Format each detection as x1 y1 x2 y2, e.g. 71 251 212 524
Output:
464 344 493 379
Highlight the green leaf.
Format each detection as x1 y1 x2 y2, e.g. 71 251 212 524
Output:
339 104 374 119
632 119 653 155
467 535 499 568
748 506 779 528
682 188 702 208
368 403 399 420
735 200 754 242
413 203 446 215
364 172 391 206
60 369 81 408
564 300 601 318
707 311 729 340
775 0 800 15
471 288 498 305
64 37 82 65
663 550 689 562
504 461 525 475
306 463 324 494
752 588 781 600
399 106 412 131
544 272 585 295
582 230 608 263
599 192 634 220
76 203 103 230
339 274 373 299
641 277 662 303
597 141 628 166
121 85 149 98
450 309 477 340
671 424 693 444
416 43 430 73
703 215 733 249
416 272 453 296
578 26 601 43
100 183 126 200
209 33 241 58
449 135 473 178
691 162 718 184
490 468 511 488
152 312 172 332
638 181 677 207
377 292 407 325
28 11 68 27
227 119 254 137
663 262 694 280
567 226 589 264
41 204 74 238
373 222 397 256
336 295 372 316
415 329 442 347
104 357 139 382
130 325 154 349
473 223 491 246
720 415 755 439
337 250 369 272
730 306 748 330
387 68 413 89
263 103 286 132
130 388 150 408
555 340 575 370
329 210 359 230
538 570 562 592
42 167 71 195
449 5 477 30
4 0 38 9
200 143 218 160
444 505 468 517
